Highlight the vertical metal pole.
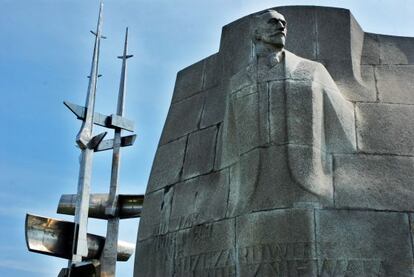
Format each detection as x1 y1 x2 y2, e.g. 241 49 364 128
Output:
100 28 132 277
70 1 104 271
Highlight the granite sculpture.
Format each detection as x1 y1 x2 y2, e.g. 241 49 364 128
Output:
135 6 414 276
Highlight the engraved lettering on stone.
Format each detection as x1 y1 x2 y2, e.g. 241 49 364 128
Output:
320 259 385 277
238 242 314 264
175 249 235 274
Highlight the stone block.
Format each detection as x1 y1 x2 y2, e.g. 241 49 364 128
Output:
182 125 218 179
316 210 414 276
356 103 414 155
230 85 268 155
286 79 323 148
219 16 253 78
287 144 333 198
379 34 414 65
175 219 236 276
138 188 173 241
169 170 229 232
376 65 414 104
334 154 414 211
236 209 317 277
321 61 376 103
172 60 204 103
361 33 380 65
203 53 221 90
147 136 186 192
200 85 226 128
276 6 318 60
269 80 288 145
350 13 364 66
324 86 356 154
160 93 204 144
134 233 176 277
316 8 351 62
227 145 332 217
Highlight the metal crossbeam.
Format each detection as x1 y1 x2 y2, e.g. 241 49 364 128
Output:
57 194 144 219
95 134 136 152
64 101 135 132
25 214 134 261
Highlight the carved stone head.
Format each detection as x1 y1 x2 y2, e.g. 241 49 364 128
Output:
254 10 287 49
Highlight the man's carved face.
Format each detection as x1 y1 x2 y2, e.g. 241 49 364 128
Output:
255 10 287 48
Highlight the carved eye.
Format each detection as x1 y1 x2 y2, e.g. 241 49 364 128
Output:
267 18 286 28
267 18 278 24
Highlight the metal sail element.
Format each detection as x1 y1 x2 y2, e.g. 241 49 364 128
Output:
100 27 133 277
71 0 106 266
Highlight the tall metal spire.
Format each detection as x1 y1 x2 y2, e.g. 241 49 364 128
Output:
25 2 143 276
71 0 106 267
100 27 133 277
76 0 105 148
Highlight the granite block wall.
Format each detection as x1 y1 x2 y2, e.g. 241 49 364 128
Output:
135 6 414 276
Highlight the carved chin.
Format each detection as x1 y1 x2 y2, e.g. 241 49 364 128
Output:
261 35 285 48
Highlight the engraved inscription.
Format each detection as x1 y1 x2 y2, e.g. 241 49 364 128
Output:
238 242 315 264
170 212 201 230
151 221 169 235
320 259 385 277
176 249 235 272
244 260 316 277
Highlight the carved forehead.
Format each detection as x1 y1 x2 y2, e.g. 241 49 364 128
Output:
257 10 286 22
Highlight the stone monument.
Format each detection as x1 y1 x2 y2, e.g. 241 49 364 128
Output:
135 6 414 276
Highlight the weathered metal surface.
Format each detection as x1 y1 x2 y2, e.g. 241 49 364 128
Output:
100 27 134 277
64 101 135 132
95 134 136 152
25 214 134 261
57 194 144 219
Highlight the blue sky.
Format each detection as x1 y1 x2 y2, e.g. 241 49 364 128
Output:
1 0 413 276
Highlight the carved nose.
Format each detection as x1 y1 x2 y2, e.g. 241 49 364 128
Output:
276 21 285 30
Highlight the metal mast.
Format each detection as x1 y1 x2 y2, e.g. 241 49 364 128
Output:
100 27 133 276
71 0 106 266
25 3 144 276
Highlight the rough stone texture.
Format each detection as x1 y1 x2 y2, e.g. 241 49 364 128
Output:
378 34 414 65
170 170 229 231
203 54 221 90
236 209 317 276
146 136 186 193
134 233 176 277
227 145 332 217
182 126 217 180
136 6 414 276
334 154 414 211
172 60 204 103
175 219 236 277
376 65 414 104
316 210 414 276
200 85 226 128
138 188 173 241
356 103 414 155
159 93 204 145
361 33 380 65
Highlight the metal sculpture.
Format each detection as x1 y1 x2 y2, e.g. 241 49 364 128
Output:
25 2 143 276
